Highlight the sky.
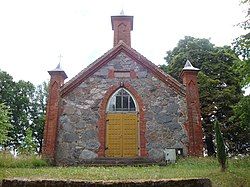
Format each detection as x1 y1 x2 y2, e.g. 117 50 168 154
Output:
0 0 247 88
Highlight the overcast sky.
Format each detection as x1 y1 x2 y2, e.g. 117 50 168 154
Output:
0 0 247 87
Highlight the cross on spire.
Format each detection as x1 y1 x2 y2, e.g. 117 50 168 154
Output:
58 54 63 63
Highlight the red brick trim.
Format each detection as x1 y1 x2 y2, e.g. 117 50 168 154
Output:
130 70 137 79
181 71 203 156
42 81 60 160
42 72 67 161
108 69 115 79
97 82 148 157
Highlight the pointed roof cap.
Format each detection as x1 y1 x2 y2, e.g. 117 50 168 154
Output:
182 60 199 71
51 63 64 71
120 9 124 15
48 63 68 79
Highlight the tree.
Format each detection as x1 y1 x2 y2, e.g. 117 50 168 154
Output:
214 120 227 172
0 103 12 146
229 95 250 154
161 36 244 155
232 0 250 88
17 127 36 155
30 82 48 154
0 69 48 154
8 79 35 151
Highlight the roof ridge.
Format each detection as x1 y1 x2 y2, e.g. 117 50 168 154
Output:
61 42 185 96
126 46 184 88
62 43 122 90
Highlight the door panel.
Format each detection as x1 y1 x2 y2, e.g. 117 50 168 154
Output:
122 114 138 157
106 113 138 157
106 114 123 157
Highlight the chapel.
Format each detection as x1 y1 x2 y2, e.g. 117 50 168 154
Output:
42 13 203 165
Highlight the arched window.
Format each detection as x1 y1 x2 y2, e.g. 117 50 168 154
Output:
107 88 137 112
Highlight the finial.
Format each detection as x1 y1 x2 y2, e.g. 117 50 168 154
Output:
51 54 64 71
183 60 199 71
56 63 61 69
120 9 124 15
48 53 68 79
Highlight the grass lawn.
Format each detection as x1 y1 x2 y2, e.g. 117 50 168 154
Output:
0 155 249 187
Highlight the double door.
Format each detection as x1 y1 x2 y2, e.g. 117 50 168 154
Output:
106 113 138 157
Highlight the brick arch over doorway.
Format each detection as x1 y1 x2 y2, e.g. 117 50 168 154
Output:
97 82 148 157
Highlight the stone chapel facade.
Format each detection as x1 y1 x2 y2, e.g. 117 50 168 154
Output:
42 14 203 165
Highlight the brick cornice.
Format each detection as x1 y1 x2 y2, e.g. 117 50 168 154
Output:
61 42 185 97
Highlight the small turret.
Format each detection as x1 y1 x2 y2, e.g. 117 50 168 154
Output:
180 60 203 156
42 63 67 161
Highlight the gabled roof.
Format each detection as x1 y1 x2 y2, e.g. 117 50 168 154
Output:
61 41 185 97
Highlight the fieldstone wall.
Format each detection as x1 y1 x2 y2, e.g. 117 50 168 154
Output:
55 52 187 165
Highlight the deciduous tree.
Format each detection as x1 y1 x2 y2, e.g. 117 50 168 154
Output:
233 0 250 88
0 70 47 154
30 82 48 154
161 37 244 155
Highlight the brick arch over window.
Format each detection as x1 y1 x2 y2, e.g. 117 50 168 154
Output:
97 82 148 157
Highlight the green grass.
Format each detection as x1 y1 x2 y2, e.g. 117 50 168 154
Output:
0 152 48 168
0 154 249 187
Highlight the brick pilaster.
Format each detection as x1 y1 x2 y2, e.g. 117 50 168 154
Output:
180 61 203 156
42 67 67 161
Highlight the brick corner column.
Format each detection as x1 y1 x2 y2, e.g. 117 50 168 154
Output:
180 60 203 156
42 68 67 161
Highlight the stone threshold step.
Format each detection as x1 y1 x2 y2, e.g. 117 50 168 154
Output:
79 157 164 166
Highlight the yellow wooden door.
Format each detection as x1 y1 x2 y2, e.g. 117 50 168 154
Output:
106 113 138 157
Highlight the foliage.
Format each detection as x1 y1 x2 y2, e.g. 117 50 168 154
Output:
0 70 35 150
214 120 227 172
163 36 214 82
0 156 249 187
0 103 12 145
17 128 36 155
229 95 250 153
161 36 244 155
30 82 48 154
233 58 250 88
0 69 48 154
0 152 48 168
239 0 250 30
233 34 250 60
232 0 250 88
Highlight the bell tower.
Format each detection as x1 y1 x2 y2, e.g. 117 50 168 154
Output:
111 11 133 47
